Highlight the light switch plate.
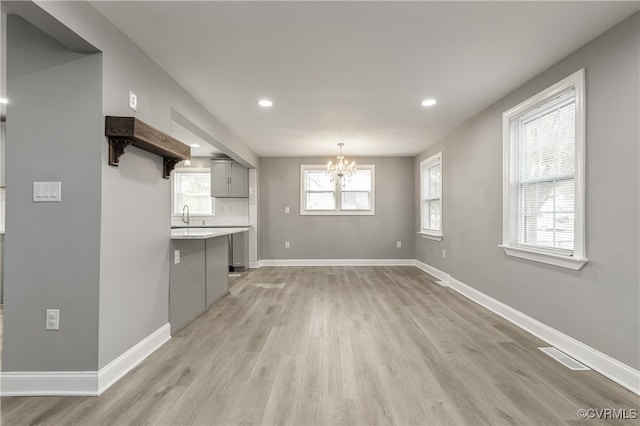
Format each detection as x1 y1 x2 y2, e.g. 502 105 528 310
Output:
33 182 61 202
174 250 180 264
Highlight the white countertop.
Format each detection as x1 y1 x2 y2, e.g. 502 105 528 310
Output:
170 227 249 240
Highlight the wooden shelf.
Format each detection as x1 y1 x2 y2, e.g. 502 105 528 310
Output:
105 116 190 178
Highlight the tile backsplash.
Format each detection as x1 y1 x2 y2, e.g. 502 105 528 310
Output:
171 197 249 227
0 187 5 234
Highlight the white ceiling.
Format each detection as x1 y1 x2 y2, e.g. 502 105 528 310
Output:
171 120 222 157
91 1 638 158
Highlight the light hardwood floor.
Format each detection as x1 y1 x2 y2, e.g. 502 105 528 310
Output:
1 267 638 425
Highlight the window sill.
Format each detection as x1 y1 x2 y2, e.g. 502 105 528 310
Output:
417 231 443 241
300 210 375 216
498 244 588 270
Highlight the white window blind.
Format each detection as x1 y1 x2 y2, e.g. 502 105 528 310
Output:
511 89 576 255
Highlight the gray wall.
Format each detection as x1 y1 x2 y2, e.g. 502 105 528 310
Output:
4 1 258 372
260 157 415 260
415 13 639 369
3 16 102 371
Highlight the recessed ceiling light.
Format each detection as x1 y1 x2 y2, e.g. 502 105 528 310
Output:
258 99 273 108
190 143 201 148
0 98 8 104
421 99 437 107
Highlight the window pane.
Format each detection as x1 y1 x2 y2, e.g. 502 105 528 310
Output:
343 169 371 191
429 164 441 198
306 192 335 210
306 171 334 191
181 195 212 215
180 173 210 195
513 88 576 255
342 191 370 210
428 199 441 231
519 93 575 181
421 200 429 229
174 172 212 215
518 178 574 251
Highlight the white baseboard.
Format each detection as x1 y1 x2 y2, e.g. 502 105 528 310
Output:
414 260 450 286
249 261 261 269
0 323 171 397
413 261 640 396
97 323 171 395
258 259 415 267
0 371 99 396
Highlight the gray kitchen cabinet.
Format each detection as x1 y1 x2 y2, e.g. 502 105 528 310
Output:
205 236 229 307
230 231 246 268
169 240 207 334
170 232 234 334
210 159 249 198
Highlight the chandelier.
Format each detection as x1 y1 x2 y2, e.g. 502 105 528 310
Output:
327 143 356 187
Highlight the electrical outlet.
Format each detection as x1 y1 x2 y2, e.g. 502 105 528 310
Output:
442 249 446 258
397 241 402 248
285 206 290 214
174 250 180 264
285 241 290 248
46 309 60 330
128 90 138 111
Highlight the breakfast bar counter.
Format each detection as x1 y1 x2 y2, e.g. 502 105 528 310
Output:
169 227 249 334
170 227 249 240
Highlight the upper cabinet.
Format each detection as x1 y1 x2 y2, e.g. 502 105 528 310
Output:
211 160 249 198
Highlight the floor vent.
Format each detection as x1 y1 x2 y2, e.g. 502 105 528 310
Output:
252 283 286 289
539 347 590 370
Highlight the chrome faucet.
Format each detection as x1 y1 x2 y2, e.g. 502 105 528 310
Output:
182 205 190 224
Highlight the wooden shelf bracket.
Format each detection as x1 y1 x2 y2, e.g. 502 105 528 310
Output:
108 138 130 166
105 116 190 179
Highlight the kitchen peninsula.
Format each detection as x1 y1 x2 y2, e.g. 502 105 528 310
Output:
170 227 249 334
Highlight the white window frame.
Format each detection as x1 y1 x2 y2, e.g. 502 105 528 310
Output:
171 167 215 218
300 164 375 216
500 69 587 270
418 152 443 241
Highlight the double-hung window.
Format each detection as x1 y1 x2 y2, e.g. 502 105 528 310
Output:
172 168 214 217
419 152 443 240
300 165 375 215
501 69 587 270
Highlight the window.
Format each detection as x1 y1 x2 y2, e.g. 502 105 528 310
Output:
172 168 213 216
300 165 375 215
419 152 443 239
501 69 587 270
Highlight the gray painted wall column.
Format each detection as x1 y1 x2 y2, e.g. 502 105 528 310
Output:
3 16 102 371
